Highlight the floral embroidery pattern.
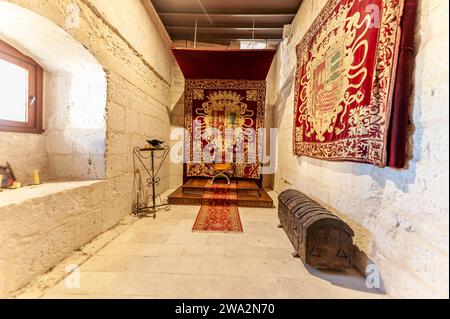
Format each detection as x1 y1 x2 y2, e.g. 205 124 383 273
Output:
293 0 405 167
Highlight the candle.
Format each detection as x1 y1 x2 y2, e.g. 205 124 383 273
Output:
32 170 41 185
0 174 3 188
12 182 21 189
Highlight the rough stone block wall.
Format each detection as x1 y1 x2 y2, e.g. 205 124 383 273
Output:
0 133 48 185
0 2 108 184
169 64 186 189
44 70 107 181
0 181 105 293
0 0 174 295
269 0 449 298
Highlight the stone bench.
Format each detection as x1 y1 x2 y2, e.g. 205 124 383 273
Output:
0 180 106 296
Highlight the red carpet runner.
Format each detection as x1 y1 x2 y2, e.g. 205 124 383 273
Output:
192 181 243 233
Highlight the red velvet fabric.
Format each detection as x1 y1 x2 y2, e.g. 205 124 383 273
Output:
185 79 266 180
174 48 275 182
172 48 276 80
387 0 419 168
292 0 418 168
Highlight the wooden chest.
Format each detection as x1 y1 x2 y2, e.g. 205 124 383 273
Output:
278 189 354 270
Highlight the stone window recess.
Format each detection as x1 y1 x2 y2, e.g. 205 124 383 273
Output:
0 1 107 183
0 39 43 134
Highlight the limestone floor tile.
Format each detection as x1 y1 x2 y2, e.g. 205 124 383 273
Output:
197 256 305 278
204 234 249 247
107 272 225 298
114 231 171 244
275 276 354 299
97 242 142 256
166 232 210 245
81 255 140 273
243 225 281 236
275 276 385 299
35 195 388 299
134 243 186 257
180 244 226 258
98 243 185 257
197 257 254 277
43 272 120 297
128 223 178 233
42 294 151 299
244 235 292 249
223 245 292 259
112 231 136 243
81 255 205 275
107 272 283 299
218 276 283 299
130 256 203 274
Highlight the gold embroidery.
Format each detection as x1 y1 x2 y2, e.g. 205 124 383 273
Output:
300 3 370 142
193 89 204 100
185 79 265 179
295 127 303 143
348 106 371 137
246 90 258 101
293 0 405 167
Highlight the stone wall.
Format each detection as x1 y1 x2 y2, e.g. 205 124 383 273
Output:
269 0 449 298
0 1 108 184
168 63 185 189
45 70 107 181
0 181 105 293
0 0 174 295
0 133 48 185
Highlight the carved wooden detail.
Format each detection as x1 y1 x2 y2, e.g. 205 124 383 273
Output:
278 189 354 270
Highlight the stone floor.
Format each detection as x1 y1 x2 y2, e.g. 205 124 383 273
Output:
36 190 386 299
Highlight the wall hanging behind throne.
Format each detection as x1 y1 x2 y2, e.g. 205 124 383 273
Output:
185 79 266 180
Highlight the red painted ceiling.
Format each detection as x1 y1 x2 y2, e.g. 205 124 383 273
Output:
172 48 276 80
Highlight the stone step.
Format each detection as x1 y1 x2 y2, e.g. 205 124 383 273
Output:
168 186 274 209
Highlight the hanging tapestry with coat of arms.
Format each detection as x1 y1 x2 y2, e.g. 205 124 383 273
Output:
293 0 417 167
185 79 265 179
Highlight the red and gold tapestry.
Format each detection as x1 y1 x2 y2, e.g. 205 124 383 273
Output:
185 79 265 179
293 0 415 167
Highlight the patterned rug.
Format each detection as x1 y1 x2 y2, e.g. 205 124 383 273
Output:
192 181 243 233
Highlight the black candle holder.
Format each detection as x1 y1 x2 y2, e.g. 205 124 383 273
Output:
132 145 170 218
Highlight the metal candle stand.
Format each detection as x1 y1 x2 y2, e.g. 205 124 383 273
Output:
133 145 170 218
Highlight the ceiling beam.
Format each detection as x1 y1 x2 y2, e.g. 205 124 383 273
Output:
140 0 172 46
157 9 298 15
166 26 284 32
163 22 287 28
172 38 282 42
158 13 296 19
168 32 283 39
150 1 303 44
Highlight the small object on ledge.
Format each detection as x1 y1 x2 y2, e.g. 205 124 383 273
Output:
0 162 16 188
12 181 21 189
0 175 3 192
32 170 41 185
146 139 165 149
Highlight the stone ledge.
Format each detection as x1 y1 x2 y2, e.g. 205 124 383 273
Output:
0 179 109 296
0 180 104 208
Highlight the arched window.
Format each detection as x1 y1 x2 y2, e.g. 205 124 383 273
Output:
0 39 43 134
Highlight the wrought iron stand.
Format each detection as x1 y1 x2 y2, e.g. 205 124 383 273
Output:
133 145 170 218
